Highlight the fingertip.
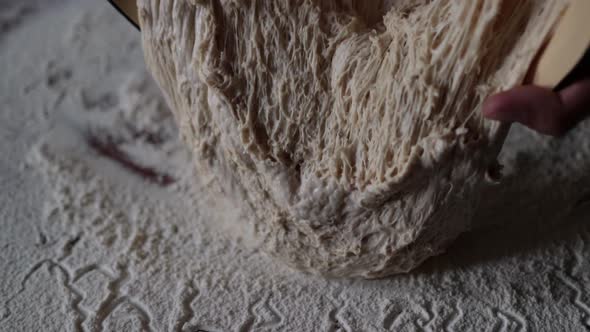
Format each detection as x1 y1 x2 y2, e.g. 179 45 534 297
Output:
482 90 525 123
483 86 568 135
482 95 503 119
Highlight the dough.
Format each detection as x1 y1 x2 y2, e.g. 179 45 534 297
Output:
139 0 568 278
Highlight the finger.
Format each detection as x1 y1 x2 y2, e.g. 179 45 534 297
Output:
558 78 590 125
482 86 565 136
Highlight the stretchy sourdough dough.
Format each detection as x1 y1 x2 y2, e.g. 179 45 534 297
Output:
139 0 568 278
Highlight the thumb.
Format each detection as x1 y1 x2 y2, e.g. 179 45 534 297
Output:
483 80 590 136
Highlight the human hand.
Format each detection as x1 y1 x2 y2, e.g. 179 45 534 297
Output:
482 79 590 136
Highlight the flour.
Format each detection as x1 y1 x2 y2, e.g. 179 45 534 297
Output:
2 1 590 331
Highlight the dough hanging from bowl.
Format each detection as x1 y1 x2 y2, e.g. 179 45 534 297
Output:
138 0 568 278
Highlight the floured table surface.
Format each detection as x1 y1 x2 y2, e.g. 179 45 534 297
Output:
1 1 590 331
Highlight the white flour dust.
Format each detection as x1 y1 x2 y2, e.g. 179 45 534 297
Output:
1 1 590 331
